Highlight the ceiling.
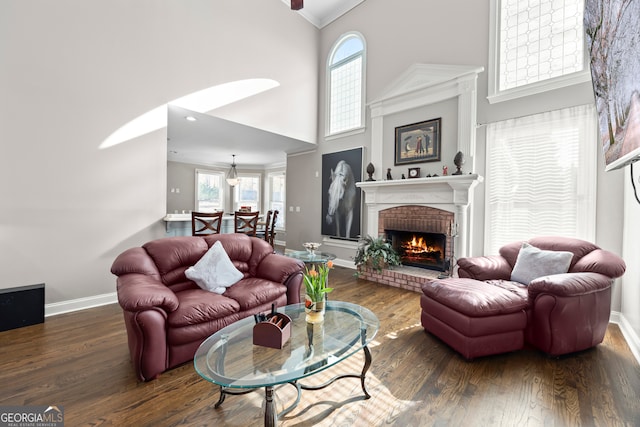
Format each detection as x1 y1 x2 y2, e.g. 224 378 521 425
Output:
167 105 316 168
284 0 366 29
167 0 367 169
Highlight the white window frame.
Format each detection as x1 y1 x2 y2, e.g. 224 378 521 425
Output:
325 31 366 140
487 0 592 104
266 171 286 229
233 173 261 212
194 169 226 212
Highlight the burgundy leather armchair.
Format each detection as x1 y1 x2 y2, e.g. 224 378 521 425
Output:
111 233 304 381
421 236 626 358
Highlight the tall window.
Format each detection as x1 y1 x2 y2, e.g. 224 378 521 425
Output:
266 171 286 228
233 174 260 212
484 104 597 255
488 0 590 103
195 169 224 212
327 32 365 136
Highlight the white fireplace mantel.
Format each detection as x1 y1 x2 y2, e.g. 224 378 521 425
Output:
368 63 484 176
356 174 483 259
362 63 485 260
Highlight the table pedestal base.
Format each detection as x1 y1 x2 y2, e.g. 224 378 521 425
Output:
214 345 372 427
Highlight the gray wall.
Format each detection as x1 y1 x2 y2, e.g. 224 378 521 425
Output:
286 0 629 315
167 161 201 214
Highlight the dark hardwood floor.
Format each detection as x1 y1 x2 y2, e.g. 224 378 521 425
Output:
1 266 639 426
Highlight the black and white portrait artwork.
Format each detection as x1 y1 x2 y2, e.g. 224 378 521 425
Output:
321 147 362 240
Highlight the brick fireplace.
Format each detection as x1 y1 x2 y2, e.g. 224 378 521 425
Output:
381 205 454 272
356 175 483 292
354 63 485 292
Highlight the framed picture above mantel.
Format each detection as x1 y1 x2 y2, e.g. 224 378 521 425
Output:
394 118 441 165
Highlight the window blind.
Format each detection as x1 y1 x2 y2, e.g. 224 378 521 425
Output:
484 104 597 255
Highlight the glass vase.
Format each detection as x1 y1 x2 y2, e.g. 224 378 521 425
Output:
304 294 326 324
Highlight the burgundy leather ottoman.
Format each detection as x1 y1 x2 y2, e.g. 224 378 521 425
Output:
420 277 529 359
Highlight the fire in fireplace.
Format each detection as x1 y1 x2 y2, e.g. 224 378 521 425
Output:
385 229 447 272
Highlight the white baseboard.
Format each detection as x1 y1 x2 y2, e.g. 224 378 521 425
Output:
611 310 640 366
45 292 117 317
332 257 356 269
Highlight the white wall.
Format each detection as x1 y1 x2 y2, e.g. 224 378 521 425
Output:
0 0 318 307
621 171 640 356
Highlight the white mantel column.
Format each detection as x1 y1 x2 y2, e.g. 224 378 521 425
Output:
454 203 469 260
370 112 384 181
457 77 479 173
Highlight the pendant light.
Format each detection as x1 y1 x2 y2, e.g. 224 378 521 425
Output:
226 154 239 186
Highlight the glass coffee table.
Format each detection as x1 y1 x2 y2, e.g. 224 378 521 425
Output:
286 250 336 265
194 301 379 427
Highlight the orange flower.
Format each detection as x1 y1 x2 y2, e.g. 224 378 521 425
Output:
303 261 334 303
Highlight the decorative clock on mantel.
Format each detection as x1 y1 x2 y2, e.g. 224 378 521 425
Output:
408 167 420 178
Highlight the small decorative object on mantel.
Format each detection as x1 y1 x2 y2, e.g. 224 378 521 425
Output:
408 167 420 178
453 151 465 175
366 162 376 181
443 165 448 176
386 168 393 180
401 173 406 179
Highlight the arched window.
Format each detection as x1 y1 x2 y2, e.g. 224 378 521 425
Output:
327 32 365 137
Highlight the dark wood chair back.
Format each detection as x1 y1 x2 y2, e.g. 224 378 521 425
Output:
234 211 259 236
256 210 273 241
191 211 224 236
267 210 279 246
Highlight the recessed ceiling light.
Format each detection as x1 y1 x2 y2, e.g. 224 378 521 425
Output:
185 116 197 122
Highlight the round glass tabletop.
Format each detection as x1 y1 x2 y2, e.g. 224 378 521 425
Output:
286 250 336 263
193 301 379 389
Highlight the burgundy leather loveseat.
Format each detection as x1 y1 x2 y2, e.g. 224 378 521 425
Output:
420 237 626 359
111 233 304 381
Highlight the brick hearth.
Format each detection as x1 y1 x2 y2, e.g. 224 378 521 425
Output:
357 265 441 293
357 205 455 291
356 175 484 290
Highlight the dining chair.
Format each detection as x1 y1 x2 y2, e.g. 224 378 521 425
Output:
234 211 259 236
256 210 273 241
267 210 279 247
191 211 224 236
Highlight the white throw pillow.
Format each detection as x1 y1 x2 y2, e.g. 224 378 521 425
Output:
511 242 573 285
185 241 244 294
